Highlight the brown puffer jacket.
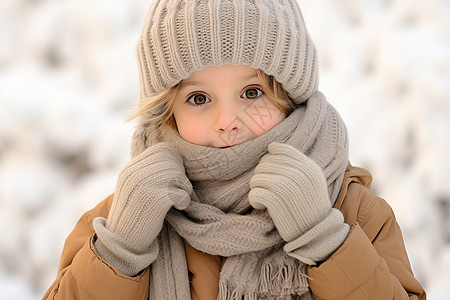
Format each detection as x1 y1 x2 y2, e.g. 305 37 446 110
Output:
43 164 426 299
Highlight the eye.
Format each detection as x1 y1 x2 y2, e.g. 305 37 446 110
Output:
242 87 264 99
187 93 211 105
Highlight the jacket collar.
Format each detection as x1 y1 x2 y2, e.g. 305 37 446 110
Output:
334 162 373 210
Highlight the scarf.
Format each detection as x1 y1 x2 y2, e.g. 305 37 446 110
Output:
131 91 349 299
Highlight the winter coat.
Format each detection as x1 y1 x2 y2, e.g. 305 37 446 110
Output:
43 164 426 299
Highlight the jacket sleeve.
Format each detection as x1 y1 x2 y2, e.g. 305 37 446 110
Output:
307 183 426 300
42 194 150 300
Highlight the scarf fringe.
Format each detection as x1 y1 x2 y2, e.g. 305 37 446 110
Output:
218 282 259 300
259 257 310 298
218 259 310 300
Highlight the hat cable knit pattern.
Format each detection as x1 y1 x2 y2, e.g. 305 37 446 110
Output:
137 0 318 103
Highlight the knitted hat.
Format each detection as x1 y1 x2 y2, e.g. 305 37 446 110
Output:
137 0 318 104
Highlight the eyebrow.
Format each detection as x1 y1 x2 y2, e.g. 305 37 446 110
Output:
179 74 260 89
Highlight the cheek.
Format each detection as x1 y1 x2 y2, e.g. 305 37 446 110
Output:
244 100 285 136
174 114 210 145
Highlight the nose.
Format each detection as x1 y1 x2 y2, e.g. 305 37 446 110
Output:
214 100 242 134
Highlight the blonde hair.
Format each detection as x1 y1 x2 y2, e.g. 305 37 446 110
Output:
256 69 294 115
128 69 295 140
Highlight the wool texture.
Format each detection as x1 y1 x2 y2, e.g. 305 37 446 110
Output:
93 143 193 276
140 92 349 299
249 142 350 265
125 0 348 298
136 0 317 107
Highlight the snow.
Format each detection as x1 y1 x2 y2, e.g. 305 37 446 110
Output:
0 0 449 298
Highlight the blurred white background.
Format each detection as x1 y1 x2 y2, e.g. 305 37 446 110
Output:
0 0 449 299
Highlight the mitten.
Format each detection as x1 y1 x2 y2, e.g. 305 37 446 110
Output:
249 143 349 265
93 142 192 276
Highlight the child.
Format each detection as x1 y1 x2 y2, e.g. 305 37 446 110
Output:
44 0 426 299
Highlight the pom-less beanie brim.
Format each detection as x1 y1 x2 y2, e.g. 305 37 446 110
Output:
137 0 318 104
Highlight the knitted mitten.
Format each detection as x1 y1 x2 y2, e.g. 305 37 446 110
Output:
249 143 349 265
93 142 192 276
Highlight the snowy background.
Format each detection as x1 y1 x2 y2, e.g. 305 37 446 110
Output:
0 0 449 299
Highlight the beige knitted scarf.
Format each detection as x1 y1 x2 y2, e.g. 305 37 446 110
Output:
131 92 348 299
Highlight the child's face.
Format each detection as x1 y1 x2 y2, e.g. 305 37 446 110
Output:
173 64 286 148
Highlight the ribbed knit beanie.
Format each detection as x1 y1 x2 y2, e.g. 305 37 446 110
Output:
137 0 318 104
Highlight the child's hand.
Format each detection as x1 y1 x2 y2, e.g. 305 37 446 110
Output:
94 142 192 276
249 143 330 241
249 143 349 265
